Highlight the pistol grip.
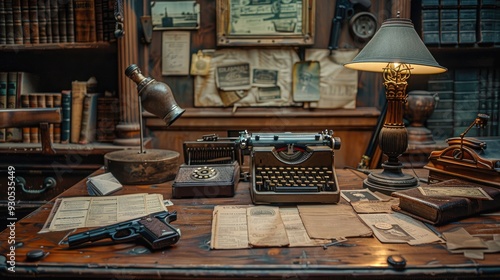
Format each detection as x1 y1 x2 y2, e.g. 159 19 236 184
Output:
139 216 180 250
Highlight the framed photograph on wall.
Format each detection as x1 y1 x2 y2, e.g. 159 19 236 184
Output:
216 0 315 46
151 0 200 30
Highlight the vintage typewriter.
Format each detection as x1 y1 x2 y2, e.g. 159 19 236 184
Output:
172 134 241 198
238 130 342 204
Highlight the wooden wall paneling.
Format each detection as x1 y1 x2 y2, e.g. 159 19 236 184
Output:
144 107 380 169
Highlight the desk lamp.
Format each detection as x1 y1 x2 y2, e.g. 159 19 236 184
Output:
344 15 447 194
105 64 185 185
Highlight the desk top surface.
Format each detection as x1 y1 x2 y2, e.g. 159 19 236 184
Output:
1 168 499 279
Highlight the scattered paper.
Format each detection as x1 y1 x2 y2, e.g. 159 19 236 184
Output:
210 205 333 249
40 193 167 232
443 228 500 259
341 189 383 203
350 198 399 214
298 204 372 239
210 205 250 249
279 207 330 247
247 206 289 247
358 213 443 245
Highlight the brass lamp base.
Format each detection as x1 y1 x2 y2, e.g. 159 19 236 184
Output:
105 149 180 185
363 162 419 195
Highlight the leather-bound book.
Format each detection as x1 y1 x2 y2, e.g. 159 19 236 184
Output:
391 179 500 225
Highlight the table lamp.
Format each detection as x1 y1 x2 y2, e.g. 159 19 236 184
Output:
344 15 447 194
104 64 185 185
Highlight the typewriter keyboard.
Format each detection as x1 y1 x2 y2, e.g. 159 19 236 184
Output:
254 166 337 192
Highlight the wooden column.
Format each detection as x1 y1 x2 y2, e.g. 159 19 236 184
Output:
392 0 411 19
114 0 141 146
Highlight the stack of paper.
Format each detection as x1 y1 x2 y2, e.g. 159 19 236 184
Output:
86 172 123 196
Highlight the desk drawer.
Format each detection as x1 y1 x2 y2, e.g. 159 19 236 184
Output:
0 168 92 206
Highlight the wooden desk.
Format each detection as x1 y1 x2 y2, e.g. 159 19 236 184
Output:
1 168 499 279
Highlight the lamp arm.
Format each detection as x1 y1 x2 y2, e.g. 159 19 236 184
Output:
139 99 145 154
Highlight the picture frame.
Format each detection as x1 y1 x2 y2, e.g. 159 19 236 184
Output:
151 0 200 30
216 0 315 46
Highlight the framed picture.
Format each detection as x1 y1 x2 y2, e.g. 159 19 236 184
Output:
216 0 315 46
151 0 200 30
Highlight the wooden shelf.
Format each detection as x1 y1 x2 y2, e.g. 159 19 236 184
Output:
0 42 116 52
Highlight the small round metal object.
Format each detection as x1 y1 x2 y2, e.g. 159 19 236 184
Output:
349 12 377 41
26 249 47 261
387 254 406 270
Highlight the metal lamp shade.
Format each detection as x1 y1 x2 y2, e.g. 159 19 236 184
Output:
344 18 447 74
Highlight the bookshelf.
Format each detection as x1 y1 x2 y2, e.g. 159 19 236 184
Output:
410 1 500 141
0 0 123 224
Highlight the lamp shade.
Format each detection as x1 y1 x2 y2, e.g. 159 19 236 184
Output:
344 18 447 74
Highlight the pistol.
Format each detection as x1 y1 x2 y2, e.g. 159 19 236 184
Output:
329 0 371 52
67 211 180 250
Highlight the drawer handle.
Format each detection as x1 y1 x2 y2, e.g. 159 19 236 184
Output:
16 177 57 194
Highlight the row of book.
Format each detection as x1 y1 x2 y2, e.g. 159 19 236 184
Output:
0 0 117 45
420 1 500 45
0 72 120 144
426 66 500 140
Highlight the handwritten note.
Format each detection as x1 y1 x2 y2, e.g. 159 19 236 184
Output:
162 31 190 76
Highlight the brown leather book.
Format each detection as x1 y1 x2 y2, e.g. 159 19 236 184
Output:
391 179 500 225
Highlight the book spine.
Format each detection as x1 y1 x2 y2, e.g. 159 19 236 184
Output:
453 68 480 136
33 94 46 143
103 0 115 42
6 72 18 142
398 195 440 224
49 0 59 43
53 93 62 143
37 0 47 43
478 68 489 136
96 97 119 142
28 0 39 44
21 94 30 143
5 0 15 44
95 0 103 42
65 0 74 42
493 68 499 136
28 93 38 143
0 1 6 44
79 93 99 144
0 72 7 142
70 81 86 143
58 0 67 43
45 0 52 43
21 0 30 44
12 0 23 44
74 0 96 42
60 89 71 144
45 93 54 143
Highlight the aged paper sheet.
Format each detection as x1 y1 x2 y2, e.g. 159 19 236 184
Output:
350 198 400 214
194 48 300 107
306 49 359 109
211 205 332 249
358 213 443 245
279 207 330 247
162 31 190 75
42 193 167 232
247 206 289 247
210 205 250 249
297 204 372 239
